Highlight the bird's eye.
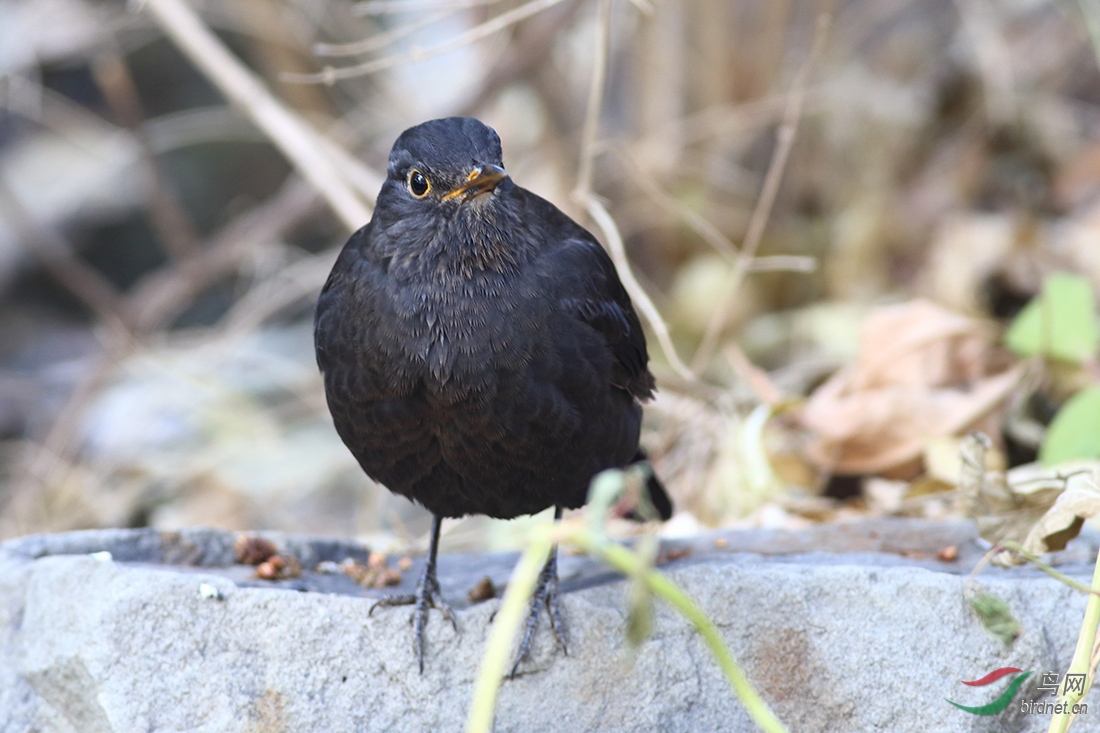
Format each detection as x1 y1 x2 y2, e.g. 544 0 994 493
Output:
407 170 430 198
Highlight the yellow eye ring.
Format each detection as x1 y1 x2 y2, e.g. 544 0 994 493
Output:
407 169 430 198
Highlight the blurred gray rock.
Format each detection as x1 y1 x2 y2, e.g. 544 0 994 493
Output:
0 521 1096 732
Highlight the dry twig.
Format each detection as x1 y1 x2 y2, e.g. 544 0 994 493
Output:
140 0 373 230
568 0 691 379
690 14 831 375
286 0 566 84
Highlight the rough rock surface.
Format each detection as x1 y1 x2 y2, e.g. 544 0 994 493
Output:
0 521 1096 732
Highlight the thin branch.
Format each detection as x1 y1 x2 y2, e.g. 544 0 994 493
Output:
647 90 826 149
284 0 566 84
453 0 581 117
953 0 1016 126
690 14 830 375
572 0 613 203
128 176 321 332
1083 0 1100 73
613 146 738 261
0 175 136 339
316 9 456 57
4 352 122 538
140 0 373 230
91 51 204 262
313 133 386 202
586 198 692 379
566 0 689 378
746 255 817 273
356 0 501 15
222 253 335 334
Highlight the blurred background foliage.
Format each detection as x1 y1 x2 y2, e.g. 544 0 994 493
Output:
2 0 1100 554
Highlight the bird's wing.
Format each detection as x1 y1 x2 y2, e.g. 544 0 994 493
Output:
550 237 655 400
314 223 373 374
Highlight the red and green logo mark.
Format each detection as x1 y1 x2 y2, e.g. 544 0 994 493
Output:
947 667 1032 715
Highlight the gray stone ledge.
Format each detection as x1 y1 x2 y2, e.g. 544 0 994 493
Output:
0 520 1096 732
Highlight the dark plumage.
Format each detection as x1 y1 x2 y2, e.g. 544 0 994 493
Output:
314 117 670 672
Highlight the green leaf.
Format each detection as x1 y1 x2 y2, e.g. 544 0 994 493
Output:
966 589 1022 647
1004 272 1099 364
1040 386 1100 465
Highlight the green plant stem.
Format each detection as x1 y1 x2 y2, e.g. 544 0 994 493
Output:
1000 542 1100 598
1048 547 1100 733
568 530 788 733
466 519 787 733
465 527 553 733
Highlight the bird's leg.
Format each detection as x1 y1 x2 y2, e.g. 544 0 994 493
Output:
509 506 568 677
369 514 457 673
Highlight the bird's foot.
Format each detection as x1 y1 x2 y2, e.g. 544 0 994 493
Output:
509 551 567 677
370 565 458 673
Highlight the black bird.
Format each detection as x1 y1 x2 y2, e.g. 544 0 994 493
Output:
314 117 671 673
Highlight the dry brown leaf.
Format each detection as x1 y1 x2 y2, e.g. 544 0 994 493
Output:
800 300 1022 476
959 434 1063 551
958 433 1100 562
1021 471 1100 556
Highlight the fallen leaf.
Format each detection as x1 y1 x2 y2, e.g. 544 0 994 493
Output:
1021 471 1100 556
801 300 1022 475
958 433 1100 562
959 433 1062 550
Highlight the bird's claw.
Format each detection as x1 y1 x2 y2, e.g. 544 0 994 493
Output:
368 593 415 615
509 551 567 677
369 560 458 673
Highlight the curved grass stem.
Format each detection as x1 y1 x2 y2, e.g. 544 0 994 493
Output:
466 515 788 733
1048 546 1100 733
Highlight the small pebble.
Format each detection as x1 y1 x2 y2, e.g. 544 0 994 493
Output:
255 554 301 580
343 556 402 588
937 545 959 562
198 582 224 600
235 534 278 566
467 576 496 602
657 546 692 564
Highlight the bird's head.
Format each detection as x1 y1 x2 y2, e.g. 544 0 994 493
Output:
376 117 511 221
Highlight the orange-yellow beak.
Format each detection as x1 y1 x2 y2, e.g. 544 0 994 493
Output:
440 165 507 201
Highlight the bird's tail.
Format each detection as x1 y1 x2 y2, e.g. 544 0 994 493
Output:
624 449 673 522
